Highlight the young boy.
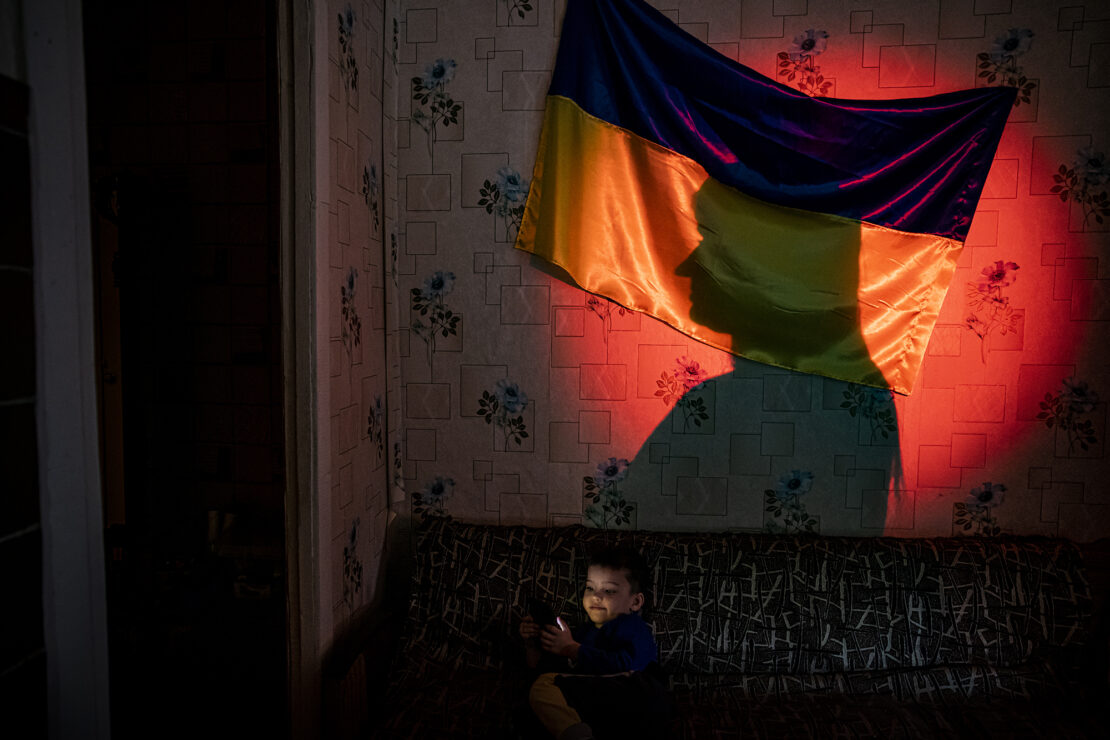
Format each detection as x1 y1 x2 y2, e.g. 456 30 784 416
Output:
518 547 669 740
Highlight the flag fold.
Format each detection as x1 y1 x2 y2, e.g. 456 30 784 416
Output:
515 0 1015 394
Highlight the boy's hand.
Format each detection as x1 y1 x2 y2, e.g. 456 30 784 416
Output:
540 621 579 659
518 614 541 641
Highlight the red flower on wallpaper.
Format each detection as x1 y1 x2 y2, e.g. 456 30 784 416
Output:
655 356 711 431
979 260 1019 288
586 295 629 344
965 260 1021 363
673 355 708 391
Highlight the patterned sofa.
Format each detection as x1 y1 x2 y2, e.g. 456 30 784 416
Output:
376 518 1110 738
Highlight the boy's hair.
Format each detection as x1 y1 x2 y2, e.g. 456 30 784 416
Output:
588 546 651 596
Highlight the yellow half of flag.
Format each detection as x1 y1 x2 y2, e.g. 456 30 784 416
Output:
516 96 963 395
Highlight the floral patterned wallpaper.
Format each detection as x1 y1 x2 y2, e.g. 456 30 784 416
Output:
319 0 399 637
321 0 1110 629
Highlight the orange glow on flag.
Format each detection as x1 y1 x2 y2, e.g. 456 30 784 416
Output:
518 96 963 395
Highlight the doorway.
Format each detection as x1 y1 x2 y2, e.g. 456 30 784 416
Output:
83 1 289 736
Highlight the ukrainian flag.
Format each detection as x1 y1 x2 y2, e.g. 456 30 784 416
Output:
515 0 1015 395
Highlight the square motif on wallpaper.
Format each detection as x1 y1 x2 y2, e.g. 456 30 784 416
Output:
878 45 936 88
580 364 627 401
676 476 727 517
953 385 1006 423
1069 278 1110 321
553 307 585 337
405 9 437 43
549 422 589 464
502 71 548 110
730 434 771 476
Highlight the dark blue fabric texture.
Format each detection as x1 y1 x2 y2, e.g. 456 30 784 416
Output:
548 0 1016 240
573 611 659 674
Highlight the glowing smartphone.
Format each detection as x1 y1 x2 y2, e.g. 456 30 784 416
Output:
527 597 560 629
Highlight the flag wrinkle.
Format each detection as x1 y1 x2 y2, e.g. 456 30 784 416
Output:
517 0 1012 394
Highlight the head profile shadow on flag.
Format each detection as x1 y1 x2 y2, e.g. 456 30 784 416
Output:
682 179 880 388
514 0 1016 395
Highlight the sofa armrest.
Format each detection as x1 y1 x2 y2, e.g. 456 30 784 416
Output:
323 604 403 740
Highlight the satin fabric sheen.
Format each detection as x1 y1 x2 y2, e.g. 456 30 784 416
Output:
516 0 1013 393
548 0 1016 241
517 96 962 395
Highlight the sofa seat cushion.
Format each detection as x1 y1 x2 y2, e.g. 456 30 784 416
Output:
668 660 1070 703
397 520 1094 680
378 664 520 738
378 520 1102 737
674 692 1093 739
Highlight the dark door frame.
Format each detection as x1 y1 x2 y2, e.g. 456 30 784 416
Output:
24 0 112 737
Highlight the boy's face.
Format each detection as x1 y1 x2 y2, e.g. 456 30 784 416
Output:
582 565 644 628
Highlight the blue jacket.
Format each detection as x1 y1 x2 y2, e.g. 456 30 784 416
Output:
572 612 658 674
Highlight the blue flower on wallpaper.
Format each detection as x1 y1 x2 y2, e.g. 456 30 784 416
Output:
413 475 454 520
479 166 529 240
778 29 832 97
366 393 385 462
389 233 399 286
1052 146 1110 229
391 17 399 69
1075 147 1109 186
421 269 455 299
764 470 818 534
775 469 814 499
412 58 462 156
655 355 711 432
584 457 633 529
788 29 829 60
595 457 630 486
424 476 453 504
840 384 897 443
496 166 525 201
954 482 1006 536
1038 377 1101 454
342 517 363 608
392 441 405 495
494 378 528 414
411 270 460 364
965 260 1021 363
362 162 380 235
978 28 1035 106
969 481 1006 508
341 267 361 362
1063 377 1099 414
337 5 358 96
478 379 530 447
989 28 1033 64
420 57 457 88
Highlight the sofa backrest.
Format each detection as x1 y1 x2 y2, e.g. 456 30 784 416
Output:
399 519 1093 678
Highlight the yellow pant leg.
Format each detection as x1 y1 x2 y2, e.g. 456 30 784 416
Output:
528 672 583 738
